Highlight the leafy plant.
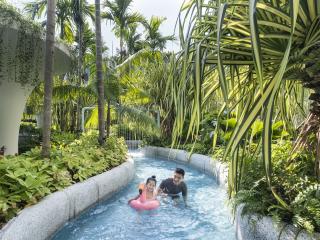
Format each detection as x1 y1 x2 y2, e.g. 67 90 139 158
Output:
182 142 210 155
232 141 320 234
0 133 127 227
172 0 320 214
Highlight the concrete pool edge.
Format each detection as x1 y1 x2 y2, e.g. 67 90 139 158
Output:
235 204 320 240
0 157 135 240
142 146 320 240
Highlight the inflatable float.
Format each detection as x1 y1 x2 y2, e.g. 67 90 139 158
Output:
129 183 160 210
129 198 160 210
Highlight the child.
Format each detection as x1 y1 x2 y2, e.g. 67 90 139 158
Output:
128 176 158 204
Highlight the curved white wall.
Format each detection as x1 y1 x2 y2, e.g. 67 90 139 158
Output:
0 82 33 154
0 22 72 155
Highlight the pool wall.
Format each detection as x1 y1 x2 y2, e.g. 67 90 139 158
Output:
143 146 320 240
235 204 320 240
0 157 135 240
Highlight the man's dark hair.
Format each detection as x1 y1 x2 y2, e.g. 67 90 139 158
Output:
175 168 185 177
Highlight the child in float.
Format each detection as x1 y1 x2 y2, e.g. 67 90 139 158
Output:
128 176 160 210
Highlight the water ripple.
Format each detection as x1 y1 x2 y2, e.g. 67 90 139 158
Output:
52 152 236 240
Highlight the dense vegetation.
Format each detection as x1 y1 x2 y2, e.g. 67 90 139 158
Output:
0 0 166 228
1 0 319 237
165 0 320 235
0 133 127 227
234 141 320 233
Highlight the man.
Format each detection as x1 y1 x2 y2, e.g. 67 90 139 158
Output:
157 168 188 206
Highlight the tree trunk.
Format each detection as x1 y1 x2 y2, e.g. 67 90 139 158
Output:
95 0 105 145
60 19 64 39
60 103 66 131
76 15 83 133
106 99 111 137
71 104 77 132
41 0 57 158
120 28 124 62
292 108 320 180
316 129 320 180
162 109 174 139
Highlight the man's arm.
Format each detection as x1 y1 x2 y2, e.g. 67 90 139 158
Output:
181 183 188 206
157 180 166 196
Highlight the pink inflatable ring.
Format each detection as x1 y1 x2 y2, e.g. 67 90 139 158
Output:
129 199 160 211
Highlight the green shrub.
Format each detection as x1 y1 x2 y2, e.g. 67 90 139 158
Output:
0 133 127 227
18 122 78 153
51 131 77 147
141 135 171 147
211 145 231 163
181 142 211 155
232 141 320 234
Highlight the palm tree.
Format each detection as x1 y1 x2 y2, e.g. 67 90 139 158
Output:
25 0 95 133
104 62 119 137
25 0 73 41
103 0 145 61
84 60 119 137
142 16 175 51
71 0 95 132
41 0 57 158
95 0 105 145
124 23 143 55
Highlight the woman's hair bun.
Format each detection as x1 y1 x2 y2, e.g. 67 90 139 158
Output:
146 175 157 184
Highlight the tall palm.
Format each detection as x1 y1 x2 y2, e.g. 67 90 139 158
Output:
71 0 94 132
25 0 94 41
25 0 73 41
68 1 94 132
41 0 57 158
25 0 95 132
103 0 144 61
142 16 175 51
71 0 95 75
104 62 119 137
95 0 105 145
124 23 143 55
71 0 95 77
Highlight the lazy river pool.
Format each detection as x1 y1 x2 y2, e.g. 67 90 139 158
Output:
52 151 235 240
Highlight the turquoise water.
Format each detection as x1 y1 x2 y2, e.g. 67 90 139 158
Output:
52 151 235 240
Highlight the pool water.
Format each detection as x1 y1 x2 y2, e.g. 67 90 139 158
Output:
52 151 235 240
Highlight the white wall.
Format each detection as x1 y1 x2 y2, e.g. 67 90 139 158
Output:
0 23 71 155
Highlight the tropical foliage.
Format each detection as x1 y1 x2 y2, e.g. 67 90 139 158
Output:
233 141 320 233
169 0 320 234
103 0 144 59
142 16 175 51
1 0 173 230
20 0 173 141
0 133 127 227
6 0 320 235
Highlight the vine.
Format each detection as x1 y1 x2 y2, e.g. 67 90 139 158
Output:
0 3 48 87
